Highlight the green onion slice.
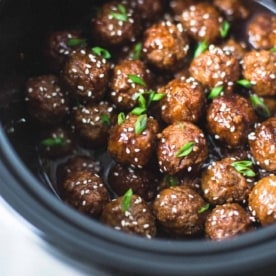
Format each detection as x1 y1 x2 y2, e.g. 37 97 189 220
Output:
194 40 208 57
231 160 256 177
91 46 111 59
250 94 271 118
101 114 110 125
135 114 147 135
117 112 126 125
41 137 65 147
131 42 142 60
164 174 179 187
208 86 223 99
236 79 253 88
121 188 133 212
128 74 146 86
220 21 230 38
110 4 128 22
176 142 195 158
66 38 86 47
198 203 210 214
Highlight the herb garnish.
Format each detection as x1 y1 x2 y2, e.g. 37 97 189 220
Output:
41 137 66 147
164 174 179 187
198 203 210 214
220 21 230 38
91 46 111 59
128 74 146 87
208 86 223 99
236 79 253 88
110 4 128 22
135 114 147 135
66 38 87 47
270 46 276 53
194 40 208 57
231 160 256 177
131 42 142 60
176 142 195 158
121 188 133 212
250 94 271 118
101 114 110 125
117 112 126 125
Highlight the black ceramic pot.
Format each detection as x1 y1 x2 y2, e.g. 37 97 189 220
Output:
0 1 275 275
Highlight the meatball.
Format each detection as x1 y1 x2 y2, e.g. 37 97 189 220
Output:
108 113 159 168
101 192 156 238
201 157 253 205
213 0 249 21
242 50 276 97
62 48 110 103
110 59 152 111
157 121 208 175
248 117 276 173
142 20 190 71
179 2 223 43
153 185 207 237
206 94 257 148
25 75 69 125
189 45 241 93
38 126 75 159
205 203 253 241
91 0 141 47
222 38 247 60
247 13 276 50
72 101 116 148
43 29 85 72
249 175 276 225
62 170 110 217
158 76 205 124
108 162 160 201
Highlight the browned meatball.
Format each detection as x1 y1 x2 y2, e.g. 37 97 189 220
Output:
179 2 223 43
108 113 159 168
248 117 276 173
101 192 156 238
222 38 247 60
38 126 75 159
205 203 253 241
201 157 253 205
153 185 208 237
110 59 152 111
62 48 110 103
189 45 241 93
91 1 141 47
108 163 160 201
213 0 249 21
72 101 116 148
142 20 190 71
44 29 85 72
242 50 276 97
25 75 69 125
249 175 276 225
62 170 110 217
158 76 205 124
157 121 208 175
247 13 276 50
206 94 257 148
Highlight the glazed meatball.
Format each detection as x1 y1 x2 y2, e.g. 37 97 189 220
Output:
44 29 85 72
142 20 190 71
91 1 141 47
62 170 110 217
153 185 207 237
201 157 253 205
205 203 253 241
179 2 223 43
157 121 208 175
158 76 205 124
222 38 247 60
108 113 159 168
38 126 75 159
242 50 276 97
189 45 241 93
249 175 276 225
213 0 249 21
206 94 257 148
247 13 276 50
108 162 160 201
72 101 116 148
110 59 152 111
248 117 276 173
101 192 156 238
25 75 69 125
62 48 110 103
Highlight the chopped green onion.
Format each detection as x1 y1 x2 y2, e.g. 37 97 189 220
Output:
249 94 271 118
164 174 179 187
101 114 110 125
237 79 253 88
128 74 146 86
91 46 111 59
208 86 223 99
131 106 147 115
194 40 208 57
135 114 147 135
66 38 86 47
231 160 256 177
198 203 210 214
121 188 133 212
117 112 126 125
148 90 165 103
41 137 65 147
131 42 142 60
176 142 195 158
270 46 276 53
220 21 230 38
110 4 128 22
131 94 147 115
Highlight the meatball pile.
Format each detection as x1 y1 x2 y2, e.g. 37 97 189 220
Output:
23 0 276 241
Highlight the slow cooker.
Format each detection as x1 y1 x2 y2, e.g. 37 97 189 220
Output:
0 0 276 275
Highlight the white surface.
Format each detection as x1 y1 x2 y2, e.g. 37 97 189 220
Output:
0 198 87 276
